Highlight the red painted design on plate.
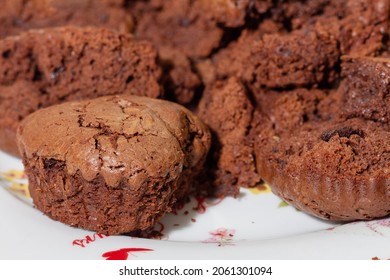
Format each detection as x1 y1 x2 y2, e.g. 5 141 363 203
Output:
203 228 236 247
72 233 107 248
102 248 153 260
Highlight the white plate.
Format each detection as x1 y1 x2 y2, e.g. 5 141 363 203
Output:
1 150 390 260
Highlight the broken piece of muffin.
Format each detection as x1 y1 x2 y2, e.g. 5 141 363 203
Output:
340 55 390 123
254 59 390 221
197 77 260 197
0 0 132 38
0 26 161 156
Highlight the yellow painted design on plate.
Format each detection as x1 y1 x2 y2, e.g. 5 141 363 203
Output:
248 182 272 195
1 169 27 180
8 182 30 198
278 201 289 208
0 169 30 198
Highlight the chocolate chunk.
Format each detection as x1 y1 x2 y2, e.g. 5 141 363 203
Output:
320 127 364 142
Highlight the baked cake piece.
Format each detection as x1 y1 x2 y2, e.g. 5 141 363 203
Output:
197 78 260 197
273 0 336 31
157 46 201 105
255 88 390 221
17 95 211 235
246 28 339 89
0 26 162 156
335 0 389 56
0 0 132 38
341 55 390 123
204 24 338 90
131 0 271 59
128 0 274 104
274 0 389 56
203 0 389 89
200 20 285 85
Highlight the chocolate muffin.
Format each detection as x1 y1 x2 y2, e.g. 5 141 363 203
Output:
197 77 260 197
0 0 132 38
255 88 390 221
341 55 390 123
0 26 161 156
16 95 211 235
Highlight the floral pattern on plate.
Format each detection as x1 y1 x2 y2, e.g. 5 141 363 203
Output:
327 218 390 237
0 169 31 205
202 228 236 247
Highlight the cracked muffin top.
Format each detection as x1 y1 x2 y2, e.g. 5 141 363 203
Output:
16 94 211 188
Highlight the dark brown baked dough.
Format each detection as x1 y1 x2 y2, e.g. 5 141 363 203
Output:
274 0 389 56
128 0 274 104
199 20 285 86
331 0 389 57
202 0 389 88
17 95 210 235
246 28 339 89
201 24 339 89
0 26 161 156
0 0 132 38
197 78 260 197
341 55 390 123
157 46 201 105
255 88 390 221
131 0 270 59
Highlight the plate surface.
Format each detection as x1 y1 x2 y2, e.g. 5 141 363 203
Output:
1 151 390 260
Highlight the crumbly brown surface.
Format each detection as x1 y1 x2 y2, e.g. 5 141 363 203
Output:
0 0 132 38
197 78 259 197
273 0 389 56
245 28 339 89
254 73 390 221
341 56 390 123
130 0 266 59
128 0 275 104
201 22 284 86
17 95 211 235
157 46 201 105
205 0 389 88
0 26 161 156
